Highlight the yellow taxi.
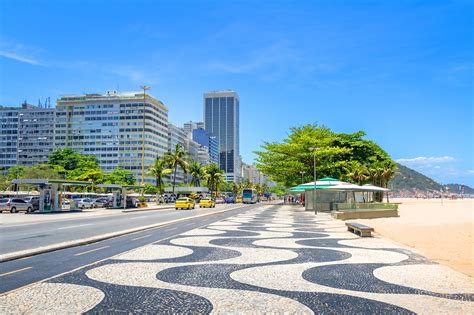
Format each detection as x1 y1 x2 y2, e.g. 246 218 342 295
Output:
175 197 195 210
199 197 216 208
236 196 242 203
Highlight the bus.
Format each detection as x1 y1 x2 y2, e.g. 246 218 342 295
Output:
242 188 258 204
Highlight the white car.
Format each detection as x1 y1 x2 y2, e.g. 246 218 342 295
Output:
76 198 94 209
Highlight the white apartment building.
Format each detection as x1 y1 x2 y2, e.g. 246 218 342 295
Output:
55 91 169 183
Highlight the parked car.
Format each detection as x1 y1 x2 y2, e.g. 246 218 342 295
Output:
175 197 195 210
236 196 242 203
0 198 34 213
22 196 40 211
225 196 236 204
199 198 215 208
76 198 94 209
93 198 110 208
62 198 71 210
215 197 226 204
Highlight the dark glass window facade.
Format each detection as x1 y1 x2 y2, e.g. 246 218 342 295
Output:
203 92 239 178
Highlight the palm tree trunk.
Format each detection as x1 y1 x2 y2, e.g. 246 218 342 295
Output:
172 165 177 195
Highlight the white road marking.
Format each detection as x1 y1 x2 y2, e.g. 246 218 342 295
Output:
164 227 178 231
129 216 150 220
0 266 32 277
74 246 110 256
57 223 94 230
131 234 152 241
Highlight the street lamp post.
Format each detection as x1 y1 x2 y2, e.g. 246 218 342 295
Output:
299 171 306 184
309 147 318 214
140 85 151 185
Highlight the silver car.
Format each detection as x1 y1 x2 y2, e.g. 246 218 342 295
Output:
0 198 34 213
76 198 94 209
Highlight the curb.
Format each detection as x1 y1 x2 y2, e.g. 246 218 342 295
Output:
122 206 174 213
0 204 251 263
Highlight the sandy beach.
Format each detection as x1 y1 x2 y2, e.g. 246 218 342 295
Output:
354 198 473 277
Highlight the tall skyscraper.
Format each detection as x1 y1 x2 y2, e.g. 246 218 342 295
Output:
55 91 169 183
203 90 240 182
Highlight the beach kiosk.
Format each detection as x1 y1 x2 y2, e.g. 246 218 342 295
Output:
97 184 144 209
11 179 93 213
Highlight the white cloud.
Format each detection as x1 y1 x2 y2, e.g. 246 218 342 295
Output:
396 156 455 165
0 50 41 65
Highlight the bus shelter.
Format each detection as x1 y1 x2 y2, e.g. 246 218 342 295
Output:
97 184 144 209
12 179 93 213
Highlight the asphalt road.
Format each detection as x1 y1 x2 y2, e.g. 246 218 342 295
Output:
0 204 247 255
0 203 258 293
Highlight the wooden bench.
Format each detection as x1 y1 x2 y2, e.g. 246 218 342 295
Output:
345 222 374 237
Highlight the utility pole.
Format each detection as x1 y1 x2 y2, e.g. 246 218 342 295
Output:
140 85 151 185
309 147 318 214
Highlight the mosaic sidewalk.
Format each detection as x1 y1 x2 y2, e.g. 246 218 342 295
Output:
1 205 473 314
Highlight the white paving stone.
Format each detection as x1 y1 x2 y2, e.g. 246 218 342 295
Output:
374 264 474 294
114 244 193 261
0 283 104 314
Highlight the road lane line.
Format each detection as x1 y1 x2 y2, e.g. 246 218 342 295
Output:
129 216 150 220
131 234 152 241
0 266 32 277
164 227 178 231
57 223 94 230
74 246 110 256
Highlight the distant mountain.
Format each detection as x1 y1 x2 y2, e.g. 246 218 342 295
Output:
390 163 474 194
390 163 442 193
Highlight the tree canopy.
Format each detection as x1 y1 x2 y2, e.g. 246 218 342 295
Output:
254 124 397 192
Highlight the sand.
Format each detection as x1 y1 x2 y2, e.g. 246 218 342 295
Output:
354 198 474 277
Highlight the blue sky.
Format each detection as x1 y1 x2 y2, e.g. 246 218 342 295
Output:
0 0 473 186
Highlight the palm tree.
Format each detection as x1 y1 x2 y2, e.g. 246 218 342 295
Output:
148 157 172 194
164 144 189 195
188 161 206 187
381 162 397 202
204 163 224 196
345 161 369 185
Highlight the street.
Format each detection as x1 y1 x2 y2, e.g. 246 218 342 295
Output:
1 204 473 313
0 204 246 255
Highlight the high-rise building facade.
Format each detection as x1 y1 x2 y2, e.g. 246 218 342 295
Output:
203 90 240 182
183 121 204 136
0 106 19 168
192 128 218 164
17 103 55 166
55 91 168 183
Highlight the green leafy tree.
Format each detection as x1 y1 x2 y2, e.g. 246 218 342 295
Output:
188 161 206 187
148 157 172 193
105 167 135 185
48 148 92 171
143 183 159 194
204 163 224 196
268 183 288 196
6 166 27 180
164 144 189 195
254 124 396 194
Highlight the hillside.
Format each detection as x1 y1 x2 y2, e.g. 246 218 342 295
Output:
390 163 473 194
390 163 442 192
